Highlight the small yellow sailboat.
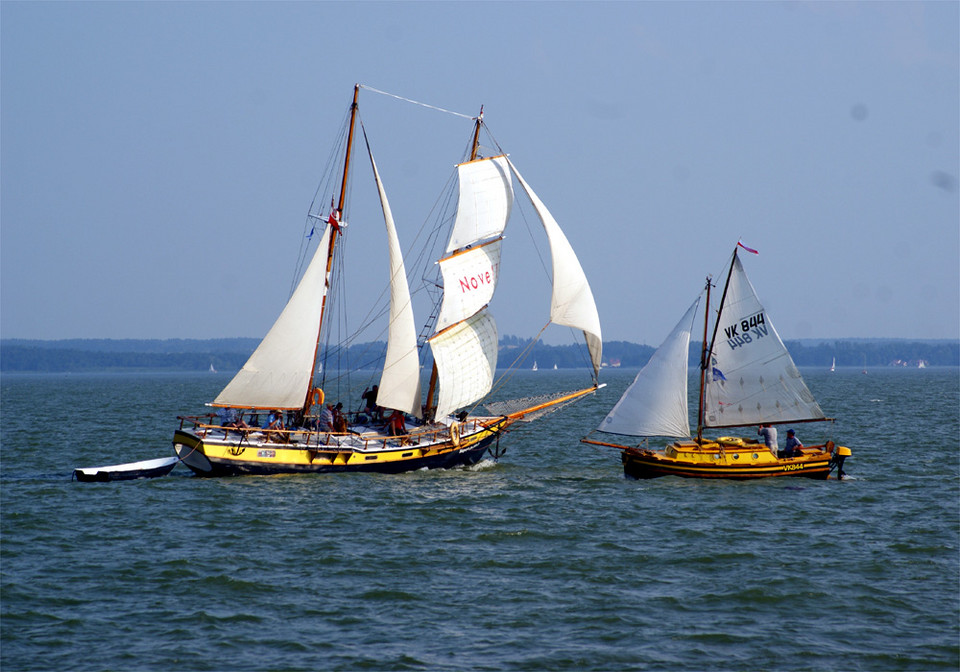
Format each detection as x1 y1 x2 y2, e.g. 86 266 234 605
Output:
583 243 850 480
173 85 603 477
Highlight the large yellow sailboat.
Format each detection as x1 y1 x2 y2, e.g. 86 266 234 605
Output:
173 85 603 476
583 243 851 480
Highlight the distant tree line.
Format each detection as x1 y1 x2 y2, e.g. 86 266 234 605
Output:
1 337 956 373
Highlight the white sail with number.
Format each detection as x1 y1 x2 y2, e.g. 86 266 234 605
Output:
703 255 824 427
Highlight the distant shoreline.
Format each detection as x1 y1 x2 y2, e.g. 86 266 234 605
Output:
1 337 956 373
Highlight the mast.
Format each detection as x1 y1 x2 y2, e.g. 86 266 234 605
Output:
696 247 739 441
303 84 360 416
423 106 484 421
695 276 712 442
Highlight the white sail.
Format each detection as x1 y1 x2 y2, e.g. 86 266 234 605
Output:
213 225 333 410
435 239 502 332
430 311 498 419
369 149 422 418
507 159 603 377
599 298 699 438
703 255 825 427
445 156 513 253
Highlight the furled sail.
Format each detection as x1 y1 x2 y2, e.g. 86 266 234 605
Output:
429 156 513 418
430 311 498 419
369 148 422 418
599 297 700 438
213 225 333 410
703 255 824 427
507 159 603 378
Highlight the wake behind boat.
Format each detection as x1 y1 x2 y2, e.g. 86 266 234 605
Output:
583 243 851 480
173 85 603 477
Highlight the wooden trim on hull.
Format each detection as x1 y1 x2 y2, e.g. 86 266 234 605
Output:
621 450 832 480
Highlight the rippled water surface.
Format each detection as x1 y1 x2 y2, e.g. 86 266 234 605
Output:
2 368 958 670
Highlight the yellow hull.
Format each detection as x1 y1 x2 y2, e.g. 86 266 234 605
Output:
585 436 851 480
173 418 507 477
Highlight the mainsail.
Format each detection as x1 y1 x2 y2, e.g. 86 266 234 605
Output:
368 146 422 418
507 159 603 378
598 298 700 438
213 225 333 410
703 255 824 427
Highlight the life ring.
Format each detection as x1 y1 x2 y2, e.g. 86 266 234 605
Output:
312 387 324 407
449 421 460 447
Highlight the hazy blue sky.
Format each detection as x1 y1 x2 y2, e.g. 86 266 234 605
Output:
2 1 957 346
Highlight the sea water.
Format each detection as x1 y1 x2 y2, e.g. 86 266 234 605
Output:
2 368 958 670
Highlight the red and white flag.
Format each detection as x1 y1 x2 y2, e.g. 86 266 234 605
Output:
737 240 759 254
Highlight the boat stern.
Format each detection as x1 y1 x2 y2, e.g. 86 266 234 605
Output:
173 430 213 475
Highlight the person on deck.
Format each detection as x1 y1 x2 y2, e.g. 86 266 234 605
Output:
387 409 406 438
218 407 249 431
264 410 285 436
780 429 803 458
361 386 383 422
319 404 334 432
758 424 778 457
332 402 348 433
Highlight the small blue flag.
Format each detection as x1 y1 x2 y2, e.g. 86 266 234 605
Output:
712 367 727 381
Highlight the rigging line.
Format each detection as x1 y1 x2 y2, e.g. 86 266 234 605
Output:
359 84 475 120
487 322 550 401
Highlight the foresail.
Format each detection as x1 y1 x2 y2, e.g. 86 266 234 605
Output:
445 156 513 254
429 311 498 419
435 239 501 332
213 225 333 410
369 149 422 418
507 159 603 378
599 298 699 437
703 255 825 427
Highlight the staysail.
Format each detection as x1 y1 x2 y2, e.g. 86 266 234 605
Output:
213 225 333 410
507 159 603 378
703 255 824 427
429 156 512 419
599 297 700 438
368 146 422 418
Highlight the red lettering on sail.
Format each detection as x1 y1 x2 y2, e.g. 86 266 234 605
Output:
457 266 496 294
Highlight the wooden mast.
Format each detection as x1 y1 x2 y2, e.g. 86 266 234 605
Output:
303 84 360 416
423 106 484 421
696 247 739 442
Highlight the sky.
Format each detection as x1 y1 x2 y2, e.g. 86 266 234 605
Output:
2 1 958 347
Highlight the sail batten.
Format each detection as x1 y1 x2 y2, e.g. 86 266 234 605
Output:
213 225 333 410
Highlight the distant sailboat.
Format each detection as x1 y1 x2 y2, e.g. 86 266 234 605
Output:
553 363 558 370
209 363 217 374
829 357 835 373
532 361 538 371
